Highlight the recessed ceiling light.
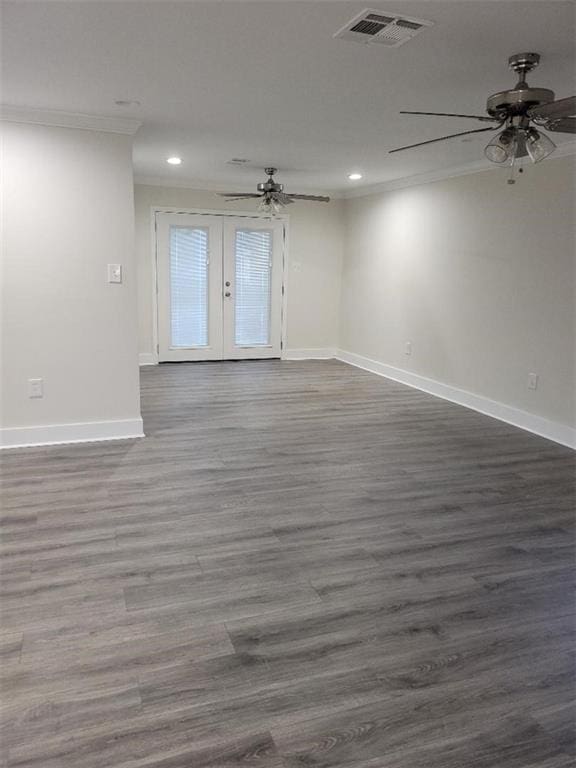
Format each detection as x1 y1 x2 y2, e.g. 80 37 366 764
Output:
348 173 363 181
167 157 182 165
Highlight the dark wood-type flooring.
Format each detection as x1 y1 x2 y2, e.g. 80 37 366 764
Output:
1 360 575 767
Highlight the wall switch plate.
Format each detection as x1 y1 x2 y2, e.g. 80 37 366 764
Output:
107 264 122 283
527 373 539 390
404 341 412 356
28 378 43 398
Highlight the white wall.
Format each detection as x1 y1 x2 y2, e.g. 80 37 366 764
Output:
1 121 142 446
134 184 344 360
340 157 576 441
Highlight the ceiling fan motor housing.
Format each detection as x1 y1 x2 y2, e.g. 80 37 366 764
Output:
488 54 554 118
487 87 555 118
258 167 283 193
258 181 284 193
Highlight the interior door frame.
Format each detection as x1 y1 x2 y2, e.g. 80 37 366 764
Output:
150 206 289 364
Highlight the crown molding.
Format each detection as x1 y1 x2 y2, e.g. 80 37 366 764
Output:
135 175 243 192
343 142 576 199
134 175 343 198
0 105 141 135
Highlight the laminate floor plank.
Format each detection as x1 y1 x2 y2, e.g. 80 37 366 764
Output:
273 700 573 768
1 360 574 767
532 700 576 757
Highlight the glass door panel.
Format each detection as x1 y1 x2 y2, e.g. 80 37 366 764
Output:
234 229 272 346
170 226 209 348
223 218 283 359
157 213 223 362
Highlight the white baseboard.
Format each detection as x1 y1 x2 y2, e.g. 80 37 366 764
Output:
144 349 336 363
139 353 158 366
0 418 145 450
283 347 336 360
143 349 336 363
336 349 576 450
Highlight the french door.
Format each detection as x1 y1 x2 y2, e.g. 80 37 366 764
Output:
156 213 284 361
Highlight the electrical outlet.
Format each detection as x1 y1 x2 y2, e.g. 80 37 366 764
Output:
404 341 412 356
527 373 539 391
107 264 122 283
28 378 43 398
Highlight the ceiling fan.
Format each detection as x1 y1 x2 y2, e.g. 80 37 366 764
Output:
390 53 575 175
217 168 330 213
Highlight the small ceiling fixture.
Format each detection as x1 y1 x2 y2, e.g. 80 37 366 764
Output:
348 173 363 180
391 53 575 183
166 156 182 165
216 168 330 215
114 99 141 107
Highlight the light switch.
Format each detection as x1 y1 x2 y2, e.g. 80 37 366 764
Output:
28 378 43 398
107 264 122 284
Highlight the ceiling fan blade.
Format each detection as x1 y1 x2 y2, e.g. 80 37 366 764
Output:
287 194 331 202
389 125 502 154
528 96 576 120
543 117 576 134
400 110 498 123
225 197 264 203
217 192 262 198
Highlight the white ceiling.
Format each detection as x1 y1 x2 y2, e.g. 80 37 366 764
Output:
2 0 575 193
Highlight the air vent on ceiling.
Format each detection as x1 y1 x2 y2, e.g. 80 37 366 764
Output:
334 9 433 48
226 158 251 165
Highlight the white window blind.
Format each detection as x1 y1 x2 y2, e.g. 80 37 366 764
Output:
170 227 209 347
234 229 272 346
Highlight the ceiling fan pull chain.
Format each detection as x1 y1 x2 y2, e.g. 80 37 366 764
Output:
507 155 517 185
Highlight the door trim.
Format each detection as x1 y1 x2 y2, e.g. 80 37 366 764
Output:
150 207 289 365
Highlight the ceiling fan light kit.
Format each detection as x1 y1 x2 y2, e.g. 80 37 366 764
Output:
525 128 556 163
259 197 282 215
392 52 575 182
484 128 516 164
